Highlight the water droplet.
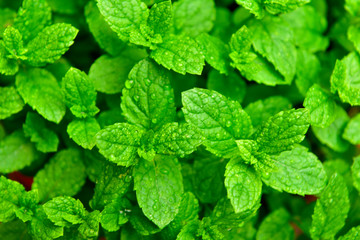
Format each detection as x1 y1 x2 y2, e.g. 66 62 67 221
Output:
225 121 232 127
150 93 156 100
160 168 169 174
152 118 158 124
125 80 134 89
134 95 140 102
153 204 158 210
216 133 221 139
145 79 151 86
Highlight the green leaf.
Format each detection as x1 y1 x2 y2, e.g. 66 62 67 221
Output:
97 0 149 42
96 123 144 166
263 146 327 195
23 112 59 153
0 176 25 222
256 208 294 240
310 173 350 240
152 123 204 157
129 207 161 235
338 226 360 240
207 70 246 103
32 149 86 202
0 130 36 174
150 34 205 75
16 68 66 123
254 108 309 155
196 34 230 75
182 88 253 158
89 54 139 94
148 0 173 37
62 67 99 118
121 59 176 130
0 42 19 75
224 158 262 213
162 192 199 239
0 220 31 240
304 84 336 128
133 155 183 228
244 96 292 129
250 16 297 83
264 0 310 15
29 206 64 240
173 0 215 37
46 0 78 14
0 86 24 120
100 198 131 232
343 113 360 144
192 151 226 203
90 163 132 210
2 26 27 59
282 6 328 53
331 52 360 106
345 0 360 17
312 105 350 152
176 220 201 240
67 118 100 150
78 211 100 238
25 23 78 67
352 156 360 193
0 8 16 38
43 196 86 227
235 0 264 18
85 1 126 56
348 25 360 55
13 0 51 43
14 190 38 222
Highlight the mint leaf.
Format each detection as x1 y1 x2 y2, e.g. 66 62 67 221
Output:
173 0 215 37
162 192 199 239
345 0 360 17
32 149 86 202
25 23 78 67
250 16 297 83
96 123 144 166
331 52 360 106
207 70 246 103
0 86 24 120
0 42 19 75
338 226 360 240
304 84 336 128
89 54 139 94
62 67 99 118
282 6 328 52
78 211 100 238
182 88 253 158
0 176 25 222
90 163 132 210
152 123 203 157
244 96 292 129
67 118 100 150
351 156 360 193
176 220 201 240
264 0 310 15
256 208 294 240
148 0 173 38
0 220 31 240
312 105 350 152
310 173 350 240
133 155 183 228
0 9 16 38
150 34 205 75
121 59 176 130
85 1 126 56
43 196 86 227
2 26 27 59
196 33 230 75
0 130 36 174
235 0 264 18
16 68 66 123
13 0 51 43
97 0 149 42
100 198 131 232
23 112 59 153
263 146 327 195
254 108 309 155
348 25 360 56
343 113 360 144
129 207 161 235
29 206 64 240
224 158 262 213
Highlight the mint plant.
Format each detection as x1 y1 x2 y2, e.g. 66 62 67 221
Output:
1 0 360 239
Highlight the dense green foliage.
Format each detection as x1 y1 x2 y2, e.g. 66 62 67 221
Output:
0 0 360 239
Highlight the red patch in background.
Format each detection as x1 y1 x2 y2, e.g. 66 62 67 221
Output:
8 171 33 191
